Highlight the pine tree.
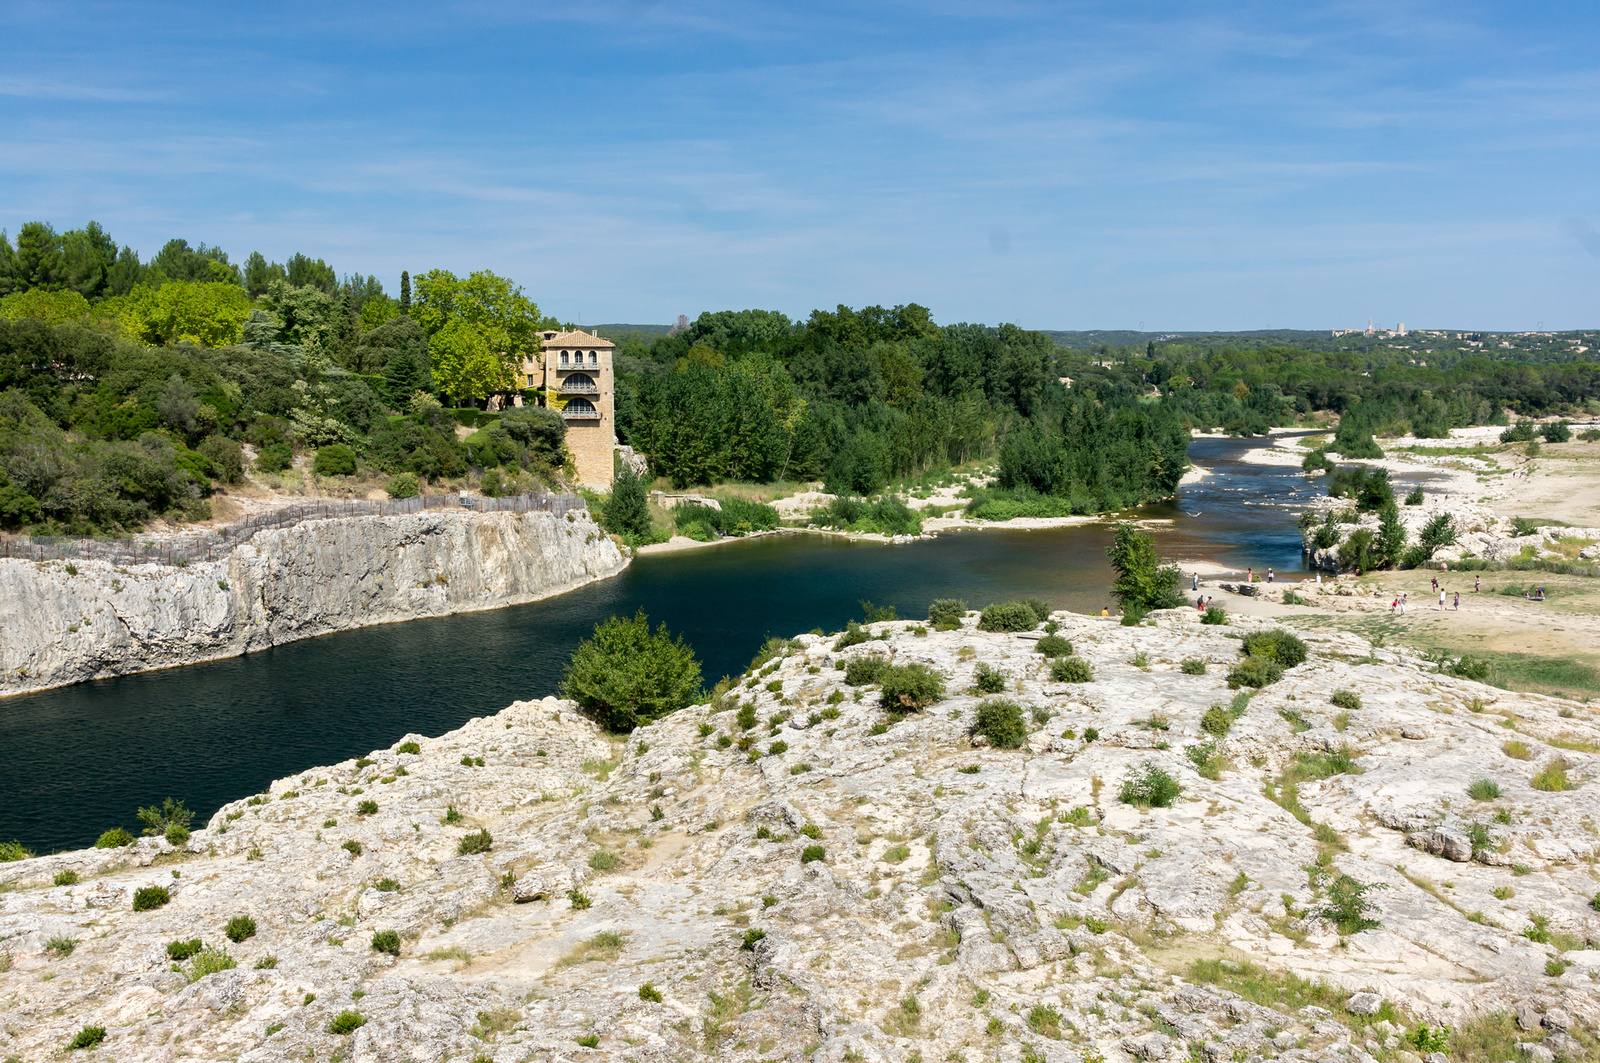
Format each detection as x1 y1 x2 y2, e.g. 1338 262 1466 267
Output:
1375 503 1407 568
400 271 411 314
601 463 652 539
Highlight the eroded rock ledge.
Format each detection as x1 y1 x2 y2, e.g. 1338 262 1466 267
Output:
1 613 1597 1062
0 508 627 696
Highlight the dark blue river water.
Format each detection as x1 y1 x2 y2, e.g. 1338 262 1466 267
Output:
0 435 1426 853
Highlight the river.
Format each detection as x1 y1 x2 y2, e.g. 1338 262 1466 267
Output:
0 434 1423 853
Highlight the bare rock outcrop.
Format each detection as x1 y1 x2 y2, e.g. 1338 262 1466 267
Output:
1 614 1597 1061
0 508 626 696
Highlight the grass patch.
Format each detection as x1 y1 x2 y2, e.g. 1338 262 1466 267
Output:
560 930 624 967
1185 958 1376 1019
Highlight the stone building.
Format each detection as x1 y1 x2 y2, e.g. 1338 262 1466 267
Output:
523 329 615 489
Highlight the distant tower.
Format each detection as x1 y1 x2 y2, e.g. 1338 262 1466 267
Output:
526 329 616 490
1364 318 1374 338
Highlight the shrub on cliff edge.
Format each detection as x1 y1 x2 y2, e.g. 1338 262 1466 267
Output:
562 610 703 732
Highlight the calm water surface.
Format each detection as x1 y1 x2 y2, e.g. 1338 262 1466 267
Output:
0 435 1428 853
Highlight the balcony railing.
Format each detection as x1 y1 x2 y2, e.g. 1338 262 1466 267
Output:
560 406 600 420
559 381 599 394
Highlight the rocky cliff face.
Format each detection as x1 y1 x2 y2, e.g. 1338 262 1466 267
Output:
1 612 1596 1062
0 509 627 696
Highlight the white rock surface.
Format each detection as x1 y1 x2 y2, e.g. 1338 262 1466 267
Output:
0 509 627 696
1 613 1598 1062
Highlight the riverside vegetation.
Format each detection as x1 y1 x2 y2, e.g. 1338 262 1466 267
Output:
2 563 1597 1059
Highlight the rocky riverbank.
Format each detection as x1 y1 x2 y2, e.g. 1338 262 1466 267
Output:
0 508 627 697
1 612 1596 1062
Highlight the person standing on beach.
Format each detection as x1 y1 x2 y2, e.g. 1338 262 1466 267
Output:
1267 569 1274 583
1454 591 1460 611
1401 593 1407 615
1475 575 1481 593
1439 587 1447 611
1248 566 1253 583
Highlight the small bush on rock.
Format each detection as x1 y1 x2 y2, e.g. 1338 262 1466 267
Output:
844 656 887 686
225 916 256 943
1318 874 1387 934
329 1010 367 1035
1200 706 1233 737
1035 634 1072 658
562 610 703 732
1330 689 1361 710
979 600 1048 632
386 472 420 499
972 661 1008 693
928 598 967 630
800 845 826 864
1181 657 1206 675
132 886 170 911
1240 629 1308 667
1049 657 1094 683
397 741 421 755
371 930 401 955
458 829 493 855
1201 606 1227 625
639 982 663 1002
1118 762 1183 808
186 946 236 982
1227 656 1282 689
358 800 378 815
95 827 134 849
167 939 204 961
54 870 79 886
1467 778 1501 800
342 839 363 856
971 699 1027 749
68 1025 106 1050
878 664 946 712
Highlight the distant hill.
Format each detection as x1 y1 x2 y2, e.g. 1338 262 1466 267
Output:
594 323 674 338
1041 329 1333 350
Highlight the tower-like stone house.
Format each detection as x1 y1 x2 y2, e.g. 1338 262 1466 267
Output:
526 330 615 489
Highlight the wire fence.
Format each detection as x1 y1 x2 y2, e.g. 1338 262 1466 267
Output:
0 491 588 567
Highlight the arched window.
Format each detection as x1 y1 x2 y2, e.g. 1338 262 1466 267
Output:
588 351 598 366
562 397 598 418
559 351 568 366
561 372 597 393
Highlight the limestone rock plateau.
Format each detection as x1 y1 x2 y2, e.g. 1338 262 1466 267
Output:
2 612 1597 1062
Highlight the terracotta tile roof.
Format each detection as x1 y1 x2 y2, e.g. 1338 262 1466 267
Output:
540 329 614 349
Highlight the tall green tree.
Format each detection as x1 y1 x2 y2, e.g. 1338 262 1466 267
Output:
399 270 411 313
1107 521 1183 612
601 463 652 539
412 269 547 403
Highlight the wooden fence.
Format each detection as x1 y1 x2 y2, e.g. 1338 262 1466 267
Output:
0 491 587 567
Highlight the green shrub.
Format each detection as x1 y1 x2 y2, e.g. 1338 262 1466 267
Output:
342 839 363 856
1200 705 1232 737
1330 689 1361 710
375 877 400 892
568 888 592 910
1240 629 1308 667
255 442 293 473
1201 606 1227 625
971 699 1028 749
1542 420 1571 443
0 839 32 861
800 845 826 864
589 850 619 871
371 930 401 955
386 472 420 499
1119 762 1183 807
54 869 79 886
458 828 493 855
1227 655 1282 689
978 600 1046 632
1404 485 1425 505
46 935 77 956
167 938 203 960
225 916 257 943
1319 875 1386 934
137 797 194 837
164 823 190 846
1049 656 1094 683
928 598 967 630
1531 762 1575 792
576 1033 600 1048
94 827 134 849
1467 778 1501 800
358 800 378 815
844 655 888 686
878 664 946 712
972 661 1008 693
1181 657 1207 675
639 982 663 1002
562 610 703 732
68 1025 107 1050
186 946 236 982
1108 521 1183 611
329 1010 367 1035
313 443 358 476
397 741 420 755
1035 634 1072 658
132 885 171 911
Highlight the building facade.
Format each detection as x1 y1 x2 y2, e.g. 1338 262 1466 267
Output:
523 329 615 489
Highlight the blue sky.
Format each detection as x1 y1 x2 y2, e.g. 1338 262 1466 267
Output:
2 1 1597 330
